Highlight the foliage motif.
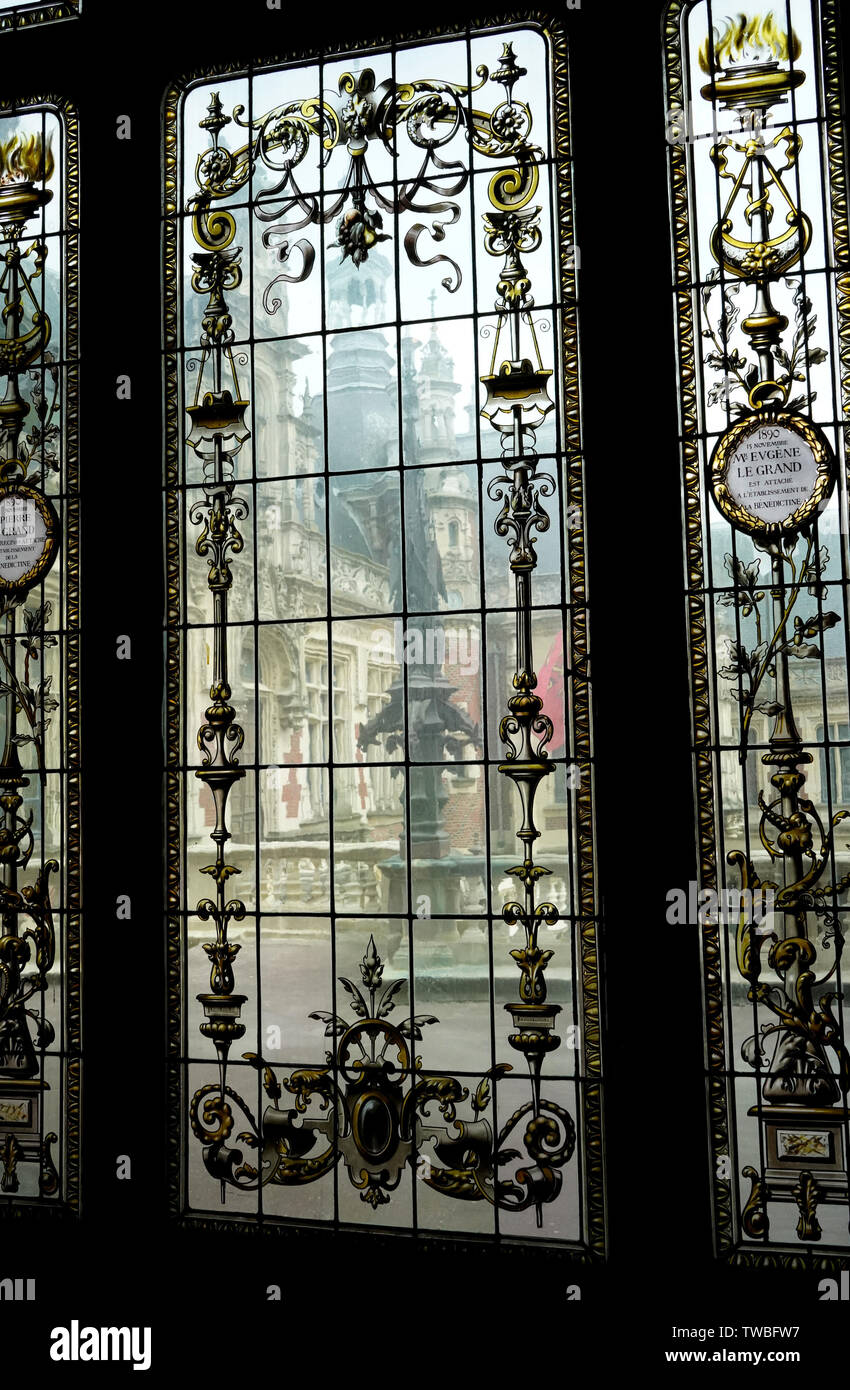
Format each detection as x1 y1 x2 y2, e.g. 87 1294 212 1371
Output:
717 536 837 759
702 272 825 416
190 937 574 1211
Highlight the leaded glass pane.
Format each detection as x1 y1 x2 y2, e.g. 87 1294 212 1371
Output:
165 19 603 1253
665 0 850 1261
0 99 79 1209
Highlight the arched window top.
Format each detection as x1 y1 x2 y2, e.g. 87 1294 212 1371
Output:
0 0 80 31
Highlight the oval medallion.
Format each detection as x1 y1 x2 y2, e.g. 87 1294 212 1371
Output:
353 1092 395 1162
709 410 834 538
0 484 59 593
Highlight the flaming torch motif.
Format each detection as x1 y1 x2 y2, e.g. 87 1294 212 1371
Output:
698 15 850 1243
0 134 54 186
699 12 801 74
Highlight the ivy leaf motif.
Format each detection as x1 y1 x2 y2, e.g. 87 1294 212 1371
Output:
719 553 764 612
749 641 768 674
755 701 784 716
723 552 761 593
719 639 766 681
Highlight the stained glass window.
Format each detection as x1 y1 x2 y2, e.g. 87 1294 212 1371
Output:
665 0 850 1261
164 17 604 1252
0 99 79 1209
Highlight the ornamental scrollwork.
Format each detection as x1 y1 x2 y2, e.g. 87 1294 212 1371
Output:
692 9 850 1245
189 42 543 304
0 126 64 1198
186 38 576 1232
191 937 574 1211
